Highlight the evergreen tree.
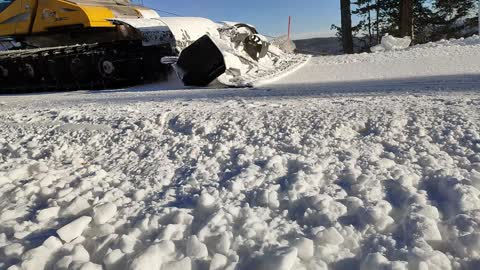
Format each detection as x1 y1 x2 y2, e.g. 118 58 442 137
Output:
433 0 477 39
352 0 434 47
332 0 478 53
351 0 402 49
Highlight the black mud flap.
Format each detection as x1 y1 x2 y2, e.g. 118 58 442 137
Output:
175 35 226 87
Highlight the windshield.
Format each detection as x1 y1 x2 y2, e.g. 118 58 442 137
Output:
67 0 131 5
0 0 13 13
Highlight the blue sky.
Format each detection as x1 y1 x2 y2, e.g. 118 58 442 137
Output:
141 0 341 39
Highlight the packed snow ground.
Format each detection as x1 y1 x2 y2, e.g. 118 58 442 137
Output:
1 37 480 270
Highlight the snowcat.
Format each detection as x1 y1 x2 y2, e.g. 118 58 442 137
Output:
0 0 280 93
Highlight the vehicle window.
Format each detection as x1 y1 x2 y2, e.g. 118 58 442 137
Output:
67 0 131 5
0 0 14 13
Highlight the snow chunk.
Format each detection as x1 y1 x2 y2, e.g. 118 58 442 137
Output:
377 158 396 169
172 211 194 225
20 236 62 270
215 232 232 255
315 227 344 245
408 247 452 270
198 192 216 209
0 175 11 186
76 262 102 270
360 253 390 270
129 240 175 270
71 245 90 262
186 235 208 258
293 237 314 260
87 223 115 237
57 216 92 243
62 197 91 217
55 256 73 269
250 247 298 270
405 215 442 243
36 206 61 222
3 243 24 258
161 257 192 270
44 236 63 249
7 166 30 181
210 253 228 270
104 249 125 270
119 235 139 254
362 201 394 230
93 202 117 224
454 233 480 258
306 195 348 225
371 34 412 52
133 189 148 201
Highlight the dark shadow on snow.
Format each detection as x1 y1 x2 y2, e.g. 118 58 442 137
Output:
2 73 480 103
90 73 480 102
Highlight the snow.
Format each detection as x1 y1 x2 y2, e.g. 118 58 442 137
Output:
250 247 298 270
36 206 61 222
129 241 175 270
1 36 480 270
57 217 93 243
268 35 480 88
186 236 209 258
371 34 412 52
293 238 314 261
92 203 117 225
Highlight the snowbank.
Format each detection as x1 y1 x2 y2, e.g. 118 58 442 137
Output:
271 35 297 54
266 34 480 88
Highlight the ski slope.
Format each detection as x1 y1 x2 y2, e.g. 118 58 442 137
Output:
1 36 480 270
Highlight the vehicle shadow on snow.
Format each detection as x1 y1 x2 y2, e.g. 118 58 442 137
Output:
2 73 479 99
88 73 480 103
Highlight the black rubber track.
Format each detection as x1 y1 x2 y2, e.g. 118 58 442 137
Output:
0 40 173 95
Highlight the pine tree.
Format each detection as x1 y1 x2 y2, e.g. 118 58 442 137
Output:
352 0 378 46
433 0 477 39
332 0 477 53
351 0 400 48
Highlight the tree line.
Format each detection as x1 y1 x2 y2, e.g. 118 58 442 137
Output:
335 0 479 53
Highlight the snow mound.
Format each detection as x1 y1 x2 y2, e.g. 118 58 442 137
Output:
415 35 480 49
371 34 412 52
371 34 480 53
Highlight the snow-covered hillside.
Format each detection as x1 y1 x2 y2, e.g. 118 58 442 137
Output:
1 37 480 270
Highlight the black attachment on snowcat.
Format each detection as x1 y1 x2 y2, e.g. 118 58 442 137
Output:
244 34 269 61
175 35 226 87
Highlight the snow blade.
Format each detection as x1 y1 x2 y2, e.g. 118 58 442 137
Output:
175 35 226 87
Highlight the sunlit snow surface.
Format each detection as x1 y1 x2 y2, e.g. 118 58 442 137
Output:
1 36 480 270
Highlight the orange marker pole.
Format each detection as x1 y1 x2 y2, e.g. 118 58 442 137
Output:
288 16 292 42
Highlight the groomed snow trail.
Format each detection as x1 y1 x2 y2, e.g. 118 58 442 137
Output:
266 36 480 90
1 37 480 270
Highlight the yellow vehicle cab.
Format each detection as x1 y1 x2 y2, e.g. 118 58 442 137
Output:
0 0 160 47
